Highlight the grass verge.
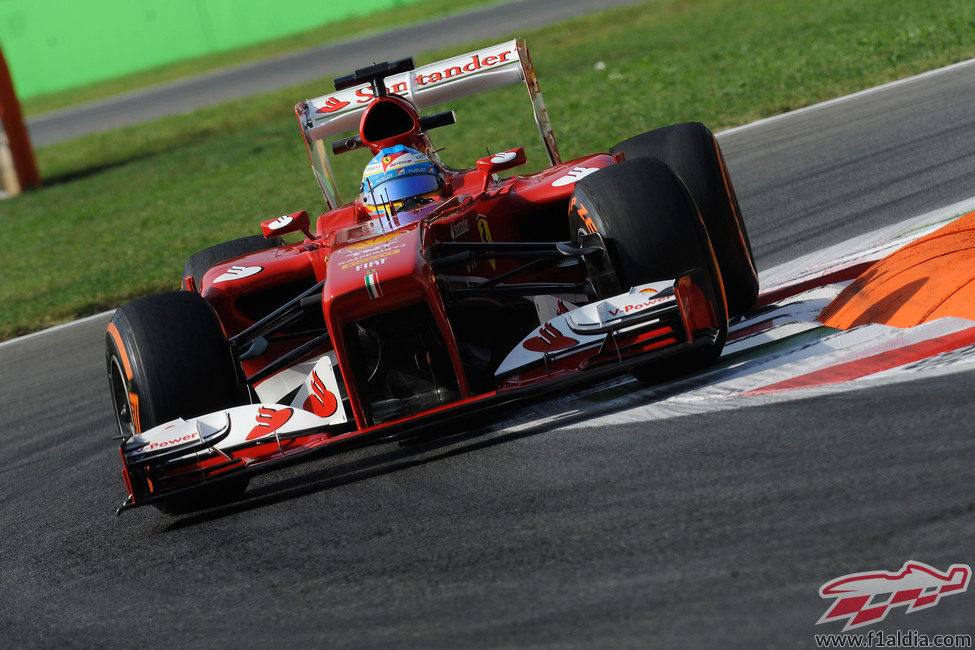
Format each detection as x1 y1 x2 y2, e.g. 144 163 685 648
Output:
1 0 973 340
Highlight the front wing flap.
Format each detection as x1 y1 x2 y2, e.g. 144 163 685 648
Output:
495 275 717 380
120 404 342 509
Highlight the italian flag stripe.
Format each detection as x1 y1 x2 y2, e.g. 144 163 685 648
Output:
365 272 382 299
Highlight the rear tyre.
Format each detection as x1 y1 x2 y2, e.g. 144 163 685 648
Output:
106 291 251 514
611 122 758 317
183 235 283 289
569 157 727 381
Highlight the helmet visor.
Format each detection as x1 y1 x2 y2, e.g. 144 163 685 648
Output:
367 173 440 205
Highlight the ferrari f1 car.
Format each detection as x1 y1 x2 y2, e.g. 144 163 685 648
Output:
107 40 758 514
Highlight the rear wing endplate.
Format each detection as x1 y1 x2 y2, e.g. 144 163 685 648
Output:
295 38 560 210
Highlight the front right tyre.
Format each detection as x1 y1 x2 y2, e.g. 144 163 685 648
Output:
611 122 758 317
569 157 728 380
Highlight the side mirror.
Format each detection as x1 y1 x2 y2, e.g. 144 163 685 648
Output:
476 147 527 192
261 210 313 240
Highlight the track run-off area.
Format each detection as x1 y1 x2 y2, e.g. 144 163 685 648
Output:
2 57 974 648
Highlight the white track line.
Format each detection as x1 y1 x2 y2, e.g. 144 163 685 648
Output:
718 58 975 137
5 57 974 350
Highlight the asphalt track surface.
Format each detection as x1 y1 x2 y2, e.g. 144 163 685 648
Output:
4 27 975 650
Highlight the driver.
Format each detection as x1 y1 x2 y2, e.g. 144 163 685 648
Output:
360 145 443 218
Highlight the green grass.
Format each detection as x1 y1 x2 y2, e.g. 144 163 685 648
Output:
19 0 502 116
1 0 973 340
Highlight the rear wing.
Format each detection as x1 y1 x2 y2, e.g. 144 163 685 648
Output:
295 38 560 210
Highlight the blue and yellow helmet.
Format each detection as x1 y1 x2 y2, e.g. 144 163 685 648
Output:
360 145 441 217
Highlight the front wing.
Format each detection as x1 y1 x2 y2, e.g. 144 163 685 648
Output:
117 275 719 513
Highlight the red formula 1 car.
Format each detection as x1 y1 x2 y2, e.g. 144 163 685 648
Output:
106 40 758 514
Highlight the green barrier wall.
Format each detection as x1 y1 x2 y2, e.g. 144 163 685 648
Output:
0 0 421 99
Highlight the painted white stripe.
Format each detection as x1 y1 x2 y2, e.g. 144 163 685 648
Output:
717 58 975 138
560 317 975 429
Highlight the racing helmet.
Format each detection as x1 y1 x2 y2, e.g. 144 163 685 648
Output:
360 145 442 217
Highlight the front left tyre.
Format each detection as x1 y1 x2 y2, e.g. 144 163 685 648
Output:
106 290 250 513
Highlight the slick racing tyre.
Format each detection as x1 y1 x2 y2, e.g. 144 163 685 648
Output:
569 157 728 381
106 291 251 513
611 122 758 317
183 234 283 289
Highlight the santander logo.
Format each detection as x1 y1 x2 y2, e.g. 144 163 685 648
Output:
302 372 338 418
246 407 294 441
313 48 517 113
316 97 351 113
523 323 578 353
